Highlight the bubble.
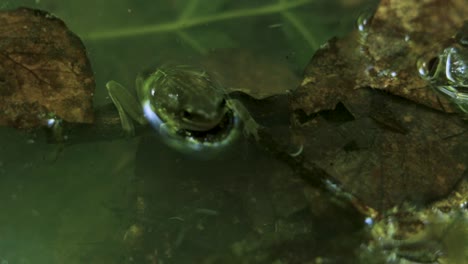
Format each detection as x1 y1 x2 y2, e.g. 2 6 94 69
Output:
356 11 373 33
377 68 399 81
404 35 411 42
356 11 374 44
46 118 56 128
365 217 374 226
41 113 67 142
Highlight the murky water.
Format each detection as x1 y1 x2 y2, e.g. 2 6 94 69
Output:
0 0 395 263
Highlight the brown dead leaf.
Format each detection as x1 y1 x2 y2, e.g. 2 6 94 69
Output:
294 88 467 211
287 0 468 212
291 0 468 114
0 7 94 129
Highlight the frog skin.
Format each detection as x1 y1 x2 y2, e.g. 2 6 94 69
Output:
418 21 468 113
106 65 259 152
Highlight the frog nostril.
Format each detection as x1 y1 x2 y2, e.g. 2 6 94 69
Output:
182 110 193 120
219 99 226 109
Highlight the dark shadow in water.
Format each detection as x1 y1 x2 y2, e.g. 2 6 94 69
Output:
130 131 364 263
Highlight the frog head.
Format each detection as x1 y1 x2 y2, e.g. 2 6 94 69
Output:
137 65 240 152
417 22 468 113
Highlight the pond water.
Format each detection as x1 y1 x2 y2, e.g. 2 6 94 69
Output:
1 0 439 264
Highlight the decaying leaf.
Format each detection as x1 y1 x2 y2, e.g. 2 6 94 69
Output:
291 0 468 114
305 89 467 210
0 7 94 129
287 0 468 211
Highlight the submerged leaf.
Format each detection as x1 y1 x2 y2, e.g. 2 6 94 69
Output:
178 29 236 54
82 0 317 55
175 0 227 18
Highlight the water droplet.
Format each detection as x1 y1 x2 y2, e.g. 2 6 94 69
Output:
43 114 66 142
377 69 398 80
404 34 411 42
365 217 374 226
46 118 56 128
417 58 430 78
356 11 375 45
460 201 467 208
356 11 373 33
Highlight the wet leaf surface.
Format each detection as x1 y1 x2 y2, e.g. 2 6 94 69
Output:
291 0 468 114
0 7 94 129
301 89 467 211
289 0 468 211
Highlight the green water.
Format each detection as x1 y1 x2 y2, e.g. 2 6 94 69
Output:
0 0 379 263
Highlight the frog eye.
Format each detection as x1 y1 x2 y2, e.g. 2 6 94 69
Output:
425 56 440 79
417 55 440 80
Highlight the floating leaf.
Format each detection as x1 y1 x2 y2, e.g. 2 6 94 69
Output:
82 0 316 50
289 0 468 212
0 7 95 129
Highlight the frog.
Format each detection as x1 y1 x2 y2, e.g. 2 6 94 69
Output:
417 21 468 114
106 64 260 153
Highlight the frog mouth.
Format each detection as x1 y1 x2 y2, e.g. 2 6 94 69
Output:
176 109 238 145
